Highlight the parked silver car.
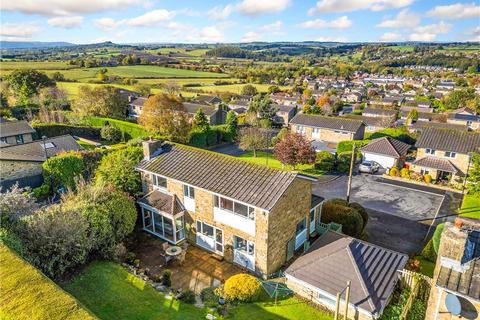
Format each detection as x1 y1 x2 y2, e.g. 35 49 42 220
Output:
358 160 380 174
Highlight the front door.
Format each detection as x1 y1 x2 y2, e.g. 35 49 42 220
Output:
438 170 451 181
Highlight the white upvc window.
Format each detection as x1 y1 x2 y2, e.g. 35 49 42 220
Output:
183 184 195 199
213 195 255 220
233 235 255 270
234 235 255 255
151 174 167 189
425 148 436 155
420 168 429 175
444 151 456 158
297 125 306 135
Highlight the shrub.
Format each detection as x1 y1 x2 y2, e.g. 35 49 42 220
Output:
400 168 410 178
258 118 272 128
424 174 432 184
321 199 364 237
421 239 436 262
95 147 143 195
201 287 219 307
410 172 423 182
32 123 101 139
18 206 91 279
42 151 84 191
179 290 196 304
432 224 445 255
336 140 368 154
162 269 172 287
315 151 335 172
349 202 368 227
189 130 207 148
389 167 399 177
62 183 137 258
407 300 426 320
0 184 39 224
100 125 122 142
206 129 218 146
32 183 50 201
224 274 261 302
337 151 356 173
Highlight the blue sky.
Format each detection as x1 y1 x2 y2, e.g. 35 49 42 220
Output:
1 1 479 43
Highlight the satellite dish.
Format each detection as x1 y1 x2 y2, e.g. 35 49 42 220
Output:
445 293 462 316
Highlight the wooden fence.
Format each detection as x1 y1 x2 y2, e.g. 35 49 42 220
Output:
398 269 432 319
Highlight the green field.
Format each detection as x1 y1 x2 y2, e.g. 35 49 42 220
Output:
459 193 480 219
0 61 76 72
150 48 209 57
64 260 333 320
0 244 96 320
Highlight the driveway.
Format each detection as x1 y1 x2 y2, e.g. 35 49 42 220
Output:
313 173 445 222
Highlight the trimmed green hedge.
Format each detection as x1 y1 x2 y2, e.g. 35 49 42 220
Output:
336 140 369 154
82 117 149 140
33 123 101 139
188 125 234 148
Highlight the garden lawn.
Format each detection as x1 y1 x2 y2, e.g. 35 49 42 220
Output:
64 261 333 320
0 244 96 320
413 256 435 278
459 193 480 219
237 151 324 176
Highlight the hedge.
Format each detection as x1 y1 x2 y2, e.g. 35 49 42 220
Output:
321 199 366 237
33 123 101 139
336 140 369 154
189 125 234 148
82 116 149 140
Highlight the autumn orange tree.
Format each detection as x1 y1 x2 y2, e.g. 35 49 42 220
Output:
139 93 191 143
273 132 316 170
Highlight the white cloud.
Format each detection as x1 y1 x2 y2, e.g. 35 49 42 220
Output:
315 36 347 42
408 33 437 42
2 0 140 16
260 21 283 32
47 16 84 29
414 21 452 35
427 3 480 20
208 4 235 20
379 32 402 41
298 16 352 29
126 9 175 27
471 26 480 36
95 18 120 30
376 9 420 28
242 31 261 42
199 26 225 43
236 0 290 16
0 22 41 39
308 0 413 15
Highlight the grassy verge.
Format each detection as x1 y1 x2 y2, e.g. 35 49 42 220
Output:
82 116 149 139
237 151 324 176
64 261 333 320
0 244 96 320
413 256 435 278
459 193 480 219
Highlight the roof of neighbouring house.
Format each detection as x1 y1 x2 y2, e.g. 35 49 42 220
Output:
415 127 480 154
129 97 147 108
0 135 83 162
138 190 184 215
285 230 408 316
183 102 218 116
410 121 468 132
194 95 222 105
361 137 411 158
413 156 459 173
0 120 36 138
362 107 397 117
290 114 364 133
448 113 480 122
136 143 305 211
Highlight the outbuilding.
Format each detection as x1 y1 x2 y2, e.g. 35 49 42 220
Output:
360 136 411 169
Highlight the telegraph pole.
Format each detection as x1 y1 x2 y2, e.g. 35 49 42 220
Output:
346 143 356 203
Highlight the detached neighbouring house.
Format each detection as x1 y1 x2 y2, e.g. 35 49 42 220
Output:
183 102 228 125
285 230 408 320
273 104 297 126
361 137 411 169
426 218 480 320
0 135 83 189
362 107 397 119
193 95 222 106
447 108 480 131
127 96 148 118
411 128 480 182
135 140 323 278
0 120 35 146
290 114 365 152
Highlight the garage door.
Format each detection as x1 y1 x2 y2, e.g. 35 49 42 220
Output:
363 152 395 169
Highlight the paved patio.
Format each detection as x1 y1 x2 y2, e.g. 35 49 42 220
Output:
133 232 243 293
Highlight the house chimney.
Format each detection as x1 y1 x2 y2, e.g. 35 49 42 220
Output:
142 139 164 160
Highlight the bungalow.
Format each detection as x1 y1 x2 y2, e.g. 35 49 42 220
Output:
0 120 35 146
361 137 411 169
411 128 480 182
285 230 408 320
193 95 222 105
290 114 365 145
135 141 323 277
343 114 392 133
0 135 83 189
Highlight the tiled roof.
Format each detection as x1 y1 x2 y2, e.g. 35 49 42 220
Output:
413 156 458 173
411 122 468 132
138 190 184 215
129 97 147 108
362 107 397 117
286 231 408 315
361 137 411 158
311 194 324 209
0 120 35 138
0 135 83 162
415 127 480 154
183 102 217 116
290 114 364 133
136 143 299 211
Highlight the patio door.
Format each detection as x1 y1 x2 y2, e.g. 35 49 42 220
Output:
196 220 224 255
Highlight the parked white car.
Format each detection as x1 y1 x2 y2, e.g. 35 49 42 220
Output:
359 160 380 174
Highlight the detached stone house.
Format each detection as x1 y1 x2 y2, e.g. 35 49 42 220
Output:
426 218 480 320
0 120 35 146
183 102 227 125
411 128 480 182
290 114 365 144
127 96 148 118
135 141 323 277
285 230 408 320
273 104 297 126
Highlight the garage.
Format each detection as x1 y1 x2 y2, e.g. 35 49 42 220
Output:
360 136 411 169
